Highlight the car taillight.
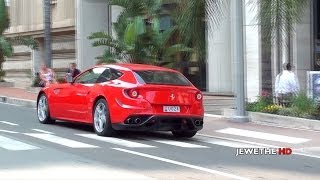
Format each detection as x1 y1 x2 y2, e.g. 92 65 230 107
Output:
196 92 202 101
127 89 139 98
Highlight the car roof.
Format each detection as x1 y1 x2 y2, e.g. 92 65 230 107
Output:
98 63 178 72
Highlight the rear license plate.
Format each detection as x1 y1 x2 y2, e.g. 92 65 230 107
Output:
163 106 180 112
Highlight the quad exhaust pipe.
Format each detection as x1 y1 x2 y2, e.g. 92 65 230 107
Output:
195 120 202 126
126 118 142 124
127 118 133 124
134 118 141 124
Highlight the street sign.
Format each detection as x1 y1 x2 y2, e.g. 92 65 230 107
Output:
307 71 320 103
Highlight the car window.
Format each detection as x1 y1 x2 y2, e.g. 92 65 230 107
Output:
133 70 191 86
96 68 123 83
74 67 106 84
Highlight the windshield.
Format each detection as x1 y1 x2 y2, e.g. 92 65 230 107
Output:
133 70 191 86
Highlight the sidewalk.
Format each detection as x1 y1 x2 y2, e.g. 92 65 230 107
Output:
0 87 38 108
0 87 37 101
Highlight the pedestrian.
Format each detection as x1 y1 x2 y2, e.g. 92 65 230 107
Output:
275 62 300 106
66 62 81 81
39 63 56 87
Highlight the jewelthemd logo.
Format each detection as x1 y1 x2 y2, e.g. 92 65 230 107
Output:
236 148 293 156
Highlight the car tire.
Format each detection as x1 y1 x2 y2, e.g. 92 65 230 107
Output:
37 94 55 124
172 131 197 138
93 98 115 137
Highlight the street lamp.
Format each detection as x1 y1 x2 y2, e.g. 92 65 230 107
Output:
232 0 249 122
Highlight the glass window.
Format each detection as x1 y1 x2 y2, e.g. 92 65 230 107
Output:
5 0 10 6
160 15 172 31
74 67 106 84
96 68 123 83
133 70 191 86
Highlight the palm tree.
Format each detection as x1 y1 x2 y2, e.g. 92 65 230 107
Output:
89 0 192 67
251 0 309 93
0 0 38 82
255 0 309 74
173 0 224 90
175 0 224 63
43 0 52 68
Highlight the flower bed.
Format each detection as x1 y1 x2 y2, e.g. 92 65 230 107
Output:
246 90 320 120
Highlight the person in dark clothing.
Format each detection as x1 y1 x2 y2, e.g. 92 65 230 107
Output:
175 54 189 76
66 63 81 81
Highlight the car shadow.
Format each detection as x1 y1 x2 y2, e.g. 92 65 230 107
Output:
53 120 195 141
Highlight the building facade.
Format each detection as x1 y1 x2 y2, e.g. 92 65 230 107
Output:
207 0 317 102
3 0 109 88
4 0 76 88
3 0 319 102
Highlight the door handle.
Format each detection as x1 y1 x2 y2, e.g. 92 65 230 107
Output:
76 91 90 96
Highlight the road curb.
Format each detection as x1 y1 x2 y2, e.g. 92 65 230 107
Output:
0 96 36 108
223 108 320 131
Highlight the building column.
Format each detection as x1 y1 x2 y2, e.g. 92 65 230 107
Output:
76 0 110 70
31 39 44 75
292 2 312 92
207 0 233 94
243 0 261 102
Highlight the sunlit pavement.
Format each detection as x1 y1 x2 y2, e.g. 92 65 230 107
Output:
0 103 320 180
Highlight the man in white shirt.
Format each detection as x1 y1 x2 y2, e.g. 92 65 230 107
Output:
275 63 300 106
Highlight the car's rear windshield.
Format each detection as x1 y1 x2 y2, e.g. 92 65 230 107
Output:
133 70 191 86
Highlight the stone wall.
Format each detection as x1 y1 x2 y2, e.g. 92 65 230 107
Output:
3 34 76 88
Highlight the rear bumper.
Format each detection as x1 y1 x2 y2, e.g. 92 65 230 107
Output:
112 115 203 131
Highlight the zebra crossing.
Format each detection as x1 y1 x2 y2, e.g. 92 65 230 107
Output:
24 133 99 148
0 127 311 152
216 128 311 144
0 135 39 151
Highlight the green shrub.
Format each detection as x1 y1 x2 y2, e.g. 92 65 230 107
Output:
246 90 273 112
57 77 66 83
278 107 300 117
31 75 41 87
246 101 267 112
290 92 318 117
262 104 283 114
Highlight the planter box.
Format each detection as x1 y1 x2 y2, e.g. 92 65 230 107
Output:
0 82 14 87
223 108 320 131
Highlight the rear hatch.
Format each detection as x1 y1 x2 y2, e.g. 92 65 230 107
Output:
132 70 202 114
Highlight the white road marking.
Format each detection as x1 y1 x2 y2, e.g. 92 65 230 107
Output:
0 165 155 180
0 135 39 151
198 134 320 159
77 134 155 148
204 113 223 118
0 121 19 126
196 137 262 148
24 133 98 148
0 129 19 134
293 152 320 159
0 102 25 107
146 139 208 148
113 148 249 180
216 128 310 144
32 129 54 134
252 121 320 133
197 134 278 148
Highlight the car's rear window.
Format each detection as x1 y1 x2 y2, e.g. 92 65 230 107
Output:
133 70 191 86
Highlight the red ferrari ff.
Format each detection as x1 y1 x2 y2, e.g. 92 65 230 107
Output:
37 64 204 138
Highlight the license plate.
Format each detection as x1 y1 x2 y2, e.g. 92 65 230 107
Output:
163 106 180 112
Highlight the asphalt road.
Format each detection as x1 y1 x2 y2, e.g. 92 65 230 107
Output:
0 103 320 180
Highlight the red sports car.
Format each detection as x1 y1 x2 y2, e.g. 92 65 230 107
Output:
37 64 204 138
